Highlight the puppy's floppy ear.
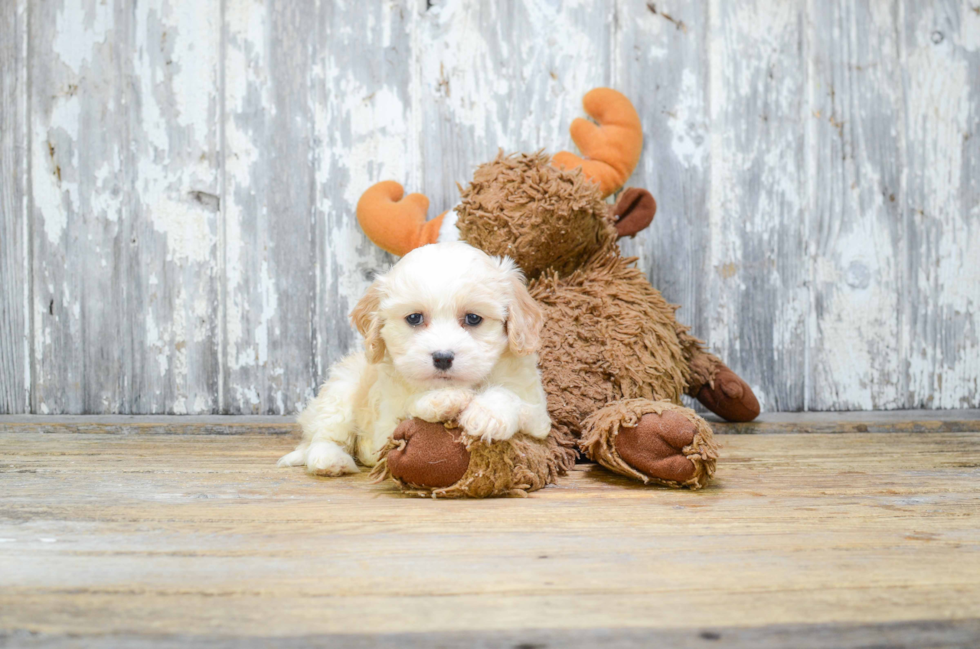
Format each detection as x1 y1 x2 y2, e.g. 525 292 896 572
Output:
350 280 386 364
501 259 543 356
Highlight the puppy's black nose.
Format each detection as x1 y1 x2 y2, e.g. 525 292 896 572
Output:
432 350 454 371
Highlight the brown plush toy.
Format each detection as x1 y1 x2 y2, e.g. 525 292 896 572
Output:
359 88 760 497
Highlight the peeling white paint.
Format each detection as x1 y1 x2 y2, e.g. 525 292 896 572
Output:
52 1 111 73
144 312 168 377
223 0 266 385
148 198 215 264
253 260 277 368
668 69 707 169
419 0 606 160
193 395 209 412
422 2 509 144
905 6 979 408
961 8 980 52
166 3 218 131
706 0 808 409
32 127 69 246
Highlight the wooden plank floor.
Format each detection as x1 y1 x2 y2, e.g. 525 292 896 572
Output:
2 413 980 647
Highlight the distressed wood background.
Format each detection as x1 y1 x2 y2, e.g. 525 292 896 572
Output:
1 0 978 415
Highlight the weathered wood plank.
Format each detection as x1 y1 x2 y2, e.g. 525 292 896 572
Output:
0 415 297 436
2 409 978 436
416 0 613 211
613 1 714 408
30 0 133 413
222 0 320 414
29 0 221 414
807 0 908 409
1 430 979 636
129 1 222 413
0 0 30 413
309 0 409 386
902 1 980 409
705 0 808 411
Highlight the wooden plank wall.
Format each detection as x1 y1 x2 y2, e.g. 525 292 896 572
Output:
0 0 30 414
0 0 977 414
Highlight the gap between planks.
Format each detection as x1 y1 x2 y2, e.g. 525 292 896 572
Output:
0 409 978 436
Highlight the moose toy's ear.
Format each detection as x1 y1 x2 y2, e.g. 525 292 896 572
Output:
610 188 657 238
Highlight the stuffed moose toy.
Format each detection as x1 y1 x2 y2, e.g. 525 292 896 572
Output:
356 88 760 497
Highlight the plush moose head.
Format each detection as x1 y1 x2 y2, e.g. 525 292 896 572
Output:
356 89 657 275
454 152 659 280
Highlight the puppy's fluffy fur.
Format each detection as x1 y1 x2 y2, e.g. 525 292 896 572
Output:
278 241 552 476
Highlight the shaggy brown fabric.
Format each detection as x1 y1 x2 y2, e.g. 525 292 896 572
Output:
384 419 471 489
372 420 576 499
678 331 720 396
529 241 691 444
697 363 761 422
456 152 614 280
580 399 718 489
454 153 729 491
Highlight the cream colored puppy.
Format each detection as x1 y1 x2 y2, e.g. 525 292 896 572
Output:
278 241 552 476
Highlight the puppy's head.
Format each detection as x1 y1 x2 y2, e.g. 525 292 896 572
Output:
350 242 542 388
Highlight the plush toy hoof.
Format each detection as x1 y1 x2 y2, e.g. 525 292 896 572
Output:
385 418 470 489
580 399 718 489
375 419 571 498
614 411 699 483
697 364 761 422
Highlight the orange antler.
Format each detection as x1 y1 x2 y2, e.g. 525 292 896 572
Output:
356 181 445 257
552 88 643 198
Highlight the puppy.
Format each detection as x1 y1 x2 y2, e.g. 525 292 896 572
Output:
278 241 552 476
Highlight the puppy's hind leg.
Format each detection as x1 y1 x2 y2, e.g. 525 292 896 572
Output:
280 353 365 476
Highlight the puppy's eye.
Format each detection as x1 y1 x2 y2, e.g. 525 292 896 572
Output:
405 313 424 326
464 313 483 326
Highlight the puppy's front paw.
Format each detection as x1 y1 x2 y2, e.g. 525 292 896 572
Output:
277 447 308 468
410 389 475 423
305 441 359 476
459 395 520 442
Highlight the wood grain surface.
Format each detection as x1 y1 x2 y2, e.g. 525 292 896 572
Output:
4 620 980 649
0 0 29 414
2 418 979 642
1 0 978 414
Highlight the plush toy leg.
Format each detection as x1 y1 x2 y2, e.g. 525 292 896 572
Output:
678 331 760 423
689 355 760 423
371 418 574 498
677 332 759 421
579 399 718 489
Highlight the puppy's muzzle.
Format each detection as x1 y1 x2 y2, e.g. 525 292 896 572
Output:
432 350 454 371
